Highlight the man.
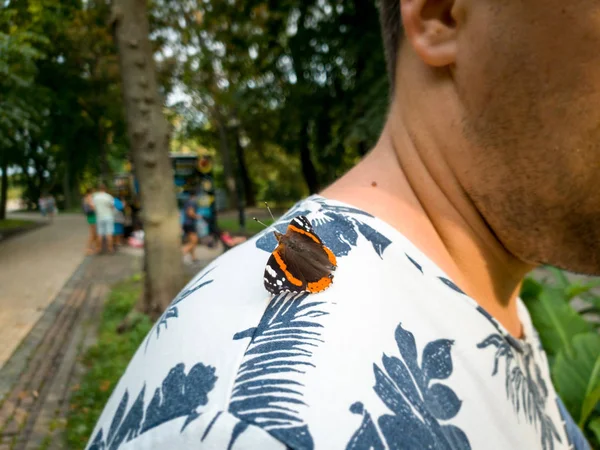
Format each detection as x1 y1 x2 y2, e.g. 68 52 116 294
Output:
92 183 115 254
88 1 597 449
181 191 200 263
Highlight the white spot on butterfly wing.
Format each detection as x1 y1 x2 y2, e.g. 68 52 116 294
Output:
277 280 283 286
291 217 304 228
265 264 277 278
301 216 312 231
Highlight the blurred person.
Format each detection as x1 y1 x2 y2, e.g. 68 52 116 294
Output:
113 194 126 247
45 194 56 222
38 195 47 218
181 191 199 263
82 188 97 254
92 183 115 254
89 1 598 449
123 196 133 238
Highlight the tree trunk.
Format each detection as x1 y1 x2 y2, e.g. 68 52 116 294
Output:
234 128 256 207
214 112 238 209
299 120 320 193
0 155 8 220
111 0 185 319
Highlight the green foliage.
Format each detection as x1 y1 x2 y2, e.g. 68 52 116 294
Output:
0 29 45 148
0 218 35 230
522 271 600 447
65 277 151 449
217 217 273 235
524 286 592 359
1 0 128 210
590 418 600 445
553 334 600 427
3 0 389 211
158 0 387 199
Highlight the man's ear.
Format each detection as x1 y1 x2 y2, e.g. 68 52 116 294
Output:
400 0 458 67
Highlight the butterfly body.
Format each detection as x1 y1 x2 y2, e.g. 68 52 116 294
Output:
264 216 337 295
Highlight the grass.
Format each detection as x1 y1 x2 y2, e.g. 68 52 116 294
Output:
217 216 273 235
65 275 151 449
0 218 35 231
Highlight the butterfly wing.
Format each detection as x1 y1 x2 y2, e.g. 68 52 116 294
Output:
263 215 337 295
263 245 307 295
287 216 324 244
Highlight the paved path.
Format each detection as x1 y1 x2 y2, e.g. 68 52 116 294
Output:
0 244 218 449
0 253 141 450
0 213 88 369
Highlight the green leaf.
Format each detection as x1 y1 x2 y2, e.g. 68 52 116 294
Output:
552 333 600 425
565 280 600 301
524 287 591 357
589 418 600 446
520 277 543 302
581 384 600 428
580 291 600 311
545 266 571 289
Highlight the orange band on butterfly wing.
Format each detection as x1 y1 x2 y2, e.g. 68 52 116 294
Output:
287 224 321 243
323 245 337 267
272 249 303 287
307 276 333 293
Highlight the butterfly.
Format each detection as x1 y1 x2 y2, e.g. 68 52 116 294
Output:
260 215 337 295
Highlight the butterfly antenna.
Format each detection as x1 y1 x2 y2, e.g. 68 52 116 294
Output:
264 202 276 222
253 217 271 229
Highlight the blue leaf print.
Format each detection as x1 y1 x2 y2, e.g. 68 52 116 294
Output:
87 362 217 450
477 334 561 450
422 339 454 382
424 384 462 420
255 196 391 259
346 403 385 450
475 307 525 354
227 292 330 450
405 254 423 273
438 277 466 295
556 397 591 450
143 267 215 351
347 324 470 450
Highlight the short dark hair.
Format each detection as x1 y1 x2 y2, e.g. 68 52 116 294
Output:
378 0 403 87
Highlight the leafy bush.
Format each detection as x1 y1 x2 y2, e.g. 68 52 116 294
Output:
522 268 600 447
65 276 152 449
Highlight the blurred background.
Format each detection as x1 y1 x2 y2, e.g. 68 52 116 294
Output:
0 0 387 218
0 1 598 449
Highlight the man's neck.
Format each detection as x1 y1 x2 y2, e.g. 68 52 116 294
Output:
322 57 534 338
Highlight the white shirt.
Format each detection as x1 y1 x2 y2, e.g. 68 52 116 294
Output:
92 192 115 221
86 196 589 450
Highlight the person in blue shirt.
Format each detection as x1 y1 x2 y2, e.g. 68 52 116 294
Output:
181 192 199 262
113 195 126 248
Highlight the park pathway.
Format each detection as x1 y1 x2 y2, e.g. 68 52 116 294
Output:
0 213 88 369
0 212 221 449
0 253 141 450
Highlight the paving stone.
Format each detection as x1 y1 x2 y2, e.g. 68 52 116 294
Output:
0 252 141 449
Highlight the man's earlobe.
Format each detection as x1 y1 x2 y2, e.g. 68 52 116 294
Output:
400 0 458 67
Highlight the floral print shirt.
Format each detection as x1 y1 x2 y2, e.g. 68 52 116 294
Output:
87 196 589 450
